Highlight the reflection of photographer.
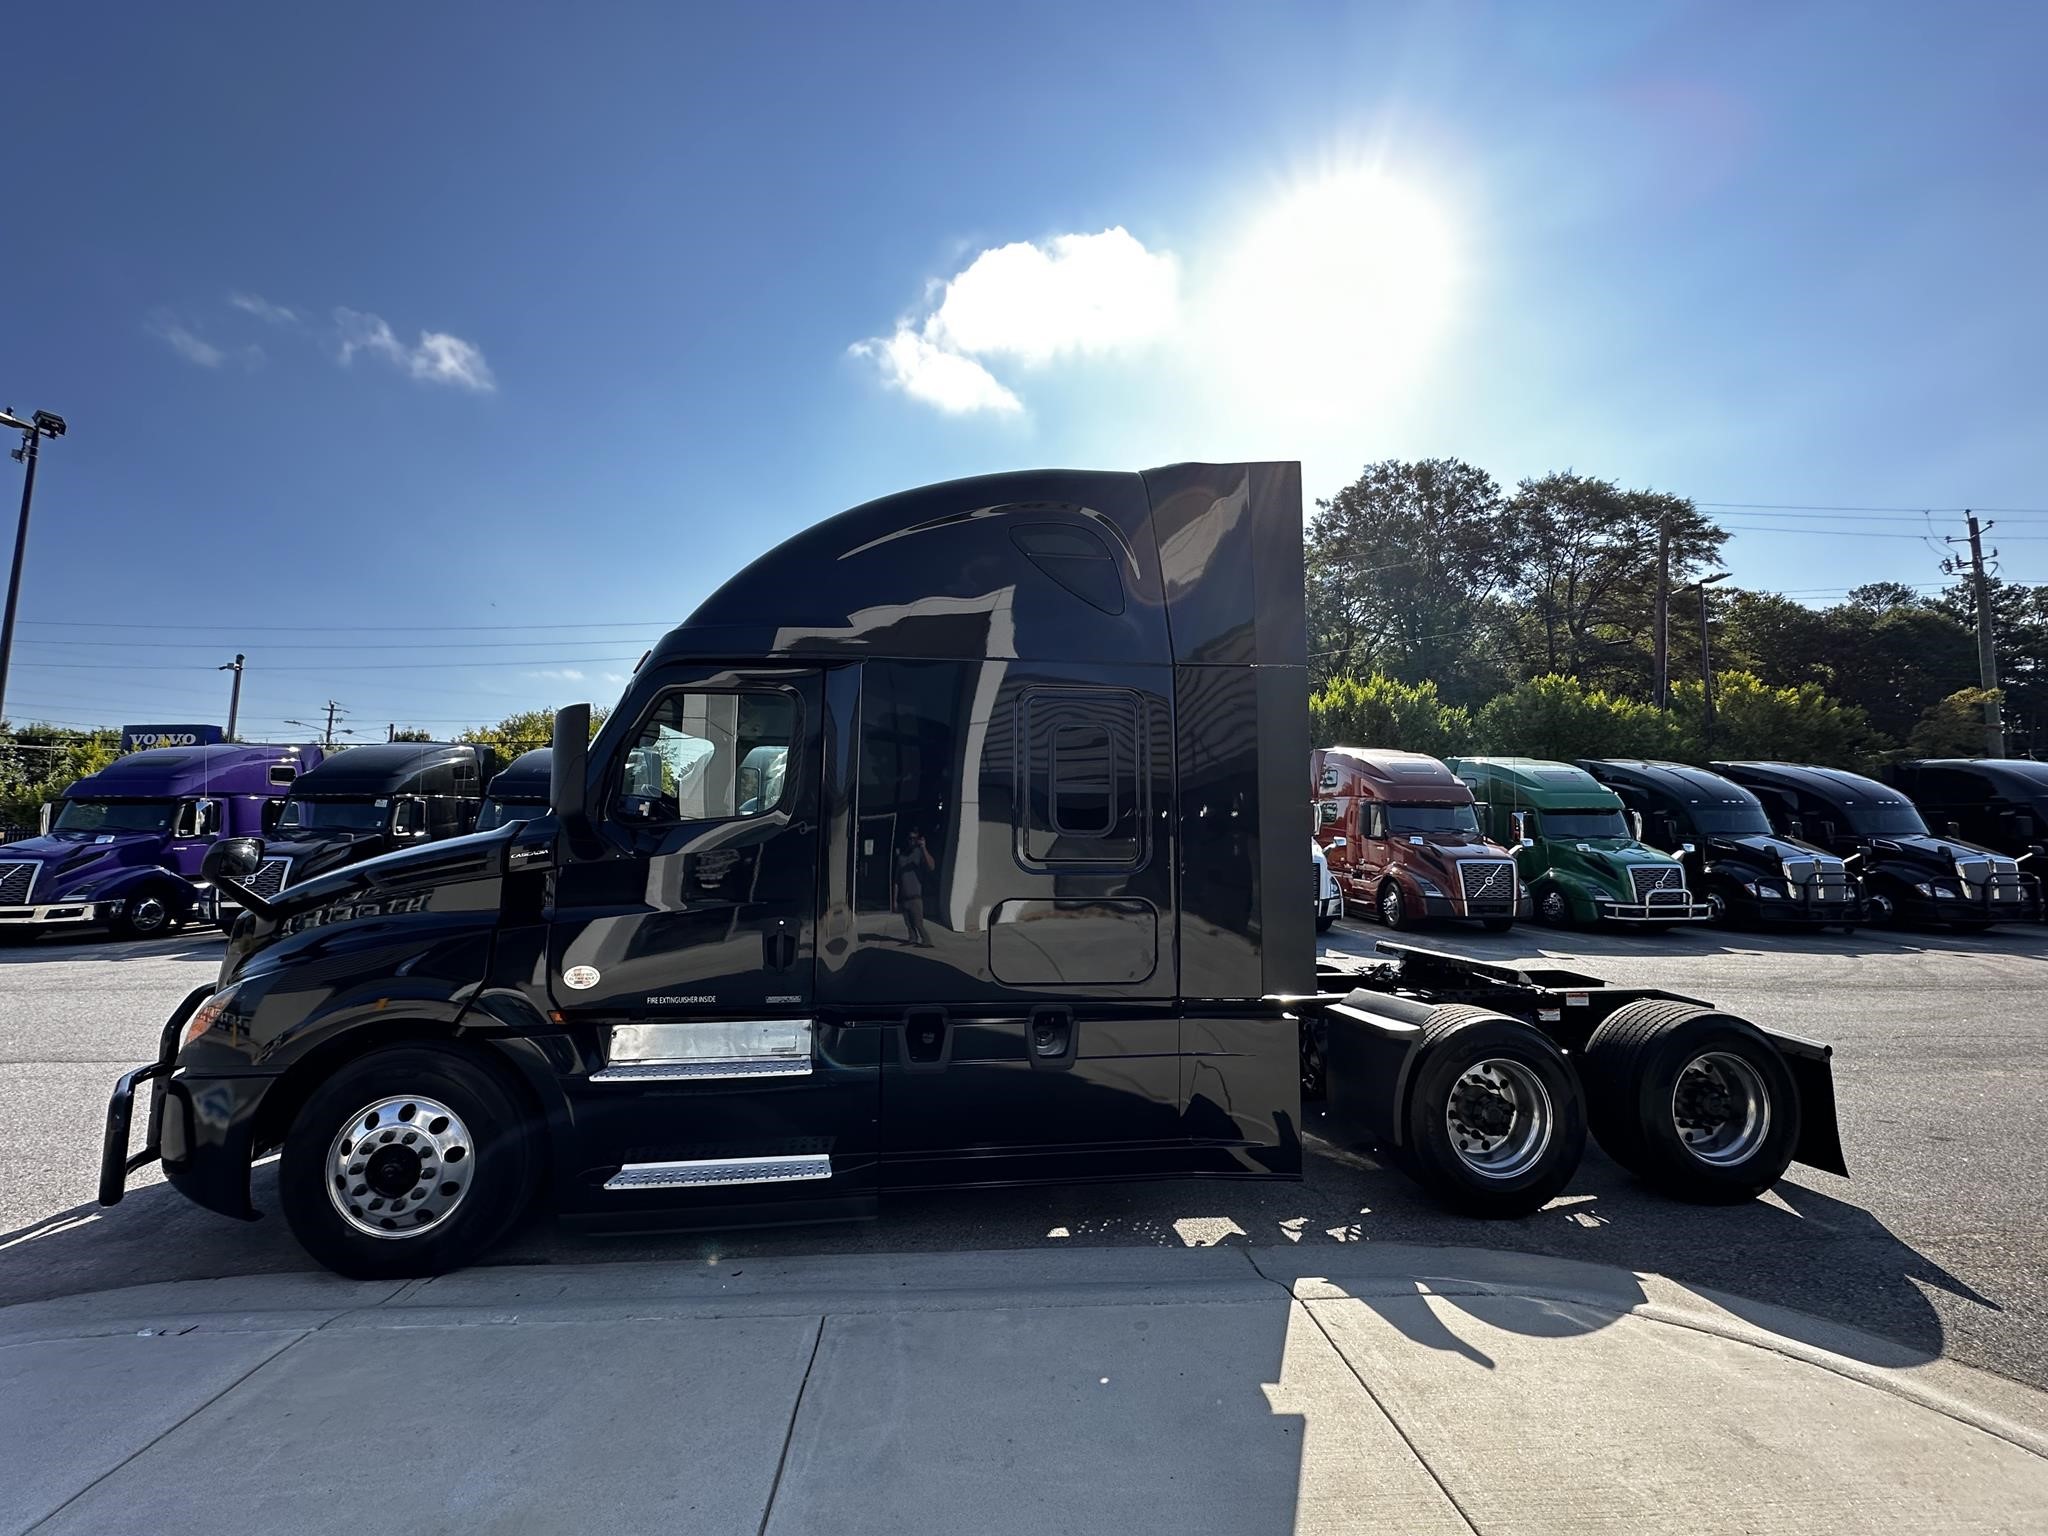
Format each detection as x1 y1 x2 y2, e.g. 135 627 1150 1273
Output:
896 829 935 947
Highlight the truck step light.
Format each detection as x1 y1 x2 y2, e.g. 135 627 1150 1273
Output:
602 1154 832 1190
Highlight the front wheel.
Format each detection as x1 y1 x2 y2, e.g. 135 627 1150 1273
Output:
1316 913 1335 933
1378 878 1414 930
1399 1006 1586 1218
112 889 175 940
1535 884 1575 928
1580 999 1799 1204
279 1045 537 1279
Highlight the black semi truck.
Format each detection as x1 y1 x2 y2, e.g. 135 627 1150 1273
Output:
1579 758 1859 929
475 748 553 831
99 463 1846 1277
239 742 499 899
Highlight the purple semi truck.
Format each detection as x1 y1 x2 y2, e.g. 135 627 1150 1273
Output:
0 742 321 940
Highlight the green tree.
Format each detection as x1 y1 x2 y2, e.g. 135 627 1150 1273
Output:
390 727 435 743
1816 601 1979 743
1305 458 1512 700
1470 674 1684 760
1309 674 1473 756
0 721 121 830
1500 476 1725 694
1670 671 1884 767
1936 576 2048 753
1717 590 1832 690
457 705 608 759
1907 688 2002 757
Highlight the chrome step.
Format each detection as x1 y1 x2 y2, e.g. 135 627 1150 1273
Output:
592 1058 812 1083
602 1154 832 1191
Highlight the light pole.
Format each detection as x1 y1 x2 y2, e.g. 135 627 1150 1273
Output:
1692 571 1731 753
219 654 245 741
0 408 67 723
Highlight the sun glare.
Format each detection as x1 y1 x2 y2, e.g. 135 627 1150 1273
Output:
1213 167 1459 419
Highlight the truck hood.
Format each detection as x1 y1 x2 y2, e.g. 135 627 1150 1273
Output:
255 829 389 885
1705 833 1844 872
261 826 515 919
1860 833 2010 872
1390 833 1517 878
0 831 173 900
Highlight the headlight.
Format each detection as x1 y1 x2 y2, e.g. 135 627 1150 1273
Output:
1757 884 1783 899
1914 882 1932 896
1935 886 1958 899
180 983 243 1050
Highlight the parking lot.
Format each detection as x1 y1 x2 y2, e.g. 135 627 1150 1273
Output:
3 915 2046 1392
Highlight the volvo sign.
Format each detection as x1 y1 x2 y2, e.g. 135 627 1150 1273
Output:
121 724 226 752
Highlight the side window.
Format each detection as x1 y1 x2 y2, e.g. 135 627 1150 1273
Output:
1017 686 1144 867
1366 803 1386 840
175 799 219 838
616 690 797 823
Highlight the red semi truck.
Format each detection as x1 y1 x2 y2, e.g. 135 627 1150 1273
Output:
1313 747 1524 931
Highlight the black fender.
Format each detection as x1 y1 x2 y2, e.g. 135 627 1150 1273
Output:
80 863 208 918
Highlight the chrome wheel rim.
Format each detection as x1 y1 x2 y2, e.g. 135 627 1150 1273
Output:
1381 885 1402 924
1706 892 1726 922
1444 1057 1554 1180
1672 1051 1771 1167
130 897 168 933
1540 890 1567 924
1867 894 1893 924
325 1095 474 1239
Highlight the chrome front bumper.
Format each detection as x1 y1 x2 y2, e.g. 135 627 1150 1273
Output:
1599 899 1712 923
0 901 106 927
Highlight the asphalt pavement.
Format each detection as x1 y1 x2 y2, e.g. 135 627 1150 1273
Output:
3 915 2046 1394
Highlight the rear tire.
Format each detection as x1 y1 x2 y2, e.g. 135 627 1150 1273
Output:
1581 999 1799 1203
279 1044 537 1279
1399 1006 1586 1218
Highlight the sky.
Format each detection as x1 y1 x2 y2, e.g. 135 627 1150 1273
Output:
3 1 2044 741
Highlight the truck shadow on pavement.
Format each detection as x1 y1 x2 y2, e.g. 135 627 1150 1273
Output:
0 1143 1998 1394
1321 916 2048 966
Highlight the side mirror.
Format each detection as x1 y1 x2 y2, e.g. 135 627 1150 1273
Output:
390 797 428 838
1681 841 1697 854
1510 810 1534 845
1818 820 1838 842
1627 810 1644 840
1520 837 1536 848
202 836 264 882
1329 836 1347 849
1945 819 1963 839
551 704 590 823
1786 818 1805 840
38 802 52 835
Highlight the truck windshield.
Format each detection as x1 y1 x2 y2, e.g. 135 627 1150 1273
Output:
279 799 388 832
53 799 174 834
1691 799 1774 836
1387 803 1480 836
1543 809 1630 839
1842 798 1930 837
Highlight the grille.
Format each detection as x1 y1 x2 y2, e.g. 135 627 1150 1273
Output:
0 861 37 905
1628 864 1684 904
1458 861 1515 903
241 858 291 899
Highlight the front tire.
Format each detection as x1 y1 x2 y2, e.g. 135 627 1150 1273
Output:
1535 883 1575 928
1378 878 1414 930
1580 999 1799 1204
113 889 175 940
1316 913 1335 933
1399 1006 1586 1218
279 1045 536 1279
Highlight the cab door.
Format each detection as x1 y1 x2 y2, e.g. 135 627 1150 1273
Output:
547 665 878 1207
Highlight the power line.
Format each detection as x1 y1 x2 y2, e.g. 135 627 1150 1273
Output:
10 656 643 672
13 617 673 633
1698 501 2048 515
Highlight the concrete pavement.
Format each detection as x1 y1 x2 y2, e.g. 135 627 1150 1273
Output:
6 1245 2046 1536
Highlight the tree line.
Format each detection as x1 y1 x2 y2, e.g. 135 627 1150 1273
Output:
1307 458 2046 768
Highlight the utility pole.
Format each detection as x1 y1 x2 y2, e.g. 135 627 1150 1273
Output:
0 408 67 723
1692 572 1731 755
286 702 349 749
1943 512 2006 756
1652 511 1671 707
219 654 245 740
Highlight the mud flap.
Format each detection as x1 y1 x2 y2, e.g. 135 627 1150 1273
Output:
1760 1027 1848 1177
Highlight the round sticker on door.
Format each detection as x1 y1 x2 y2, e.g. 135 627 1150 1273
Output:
562 965 602 991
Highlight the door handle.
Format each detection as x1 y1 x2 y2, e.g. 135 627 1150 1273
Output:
763 920 798 971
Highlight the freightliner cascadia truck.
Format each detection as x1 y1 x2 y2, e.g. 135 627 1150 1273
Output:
98 464 1845 1276
1579 759 1859 930
1 742 319 939
237 741 499 900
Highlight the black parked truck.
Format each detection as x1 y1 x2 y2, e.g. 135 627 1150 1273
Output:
1714 760 2040 929
474 747 553 832
98 463 1846 1277
1881 759 2048 885
1578 758 1859 929
239 742 500 899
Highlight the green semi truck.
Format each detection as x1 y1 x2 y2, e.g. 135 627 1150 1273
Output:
1446 757 1710 929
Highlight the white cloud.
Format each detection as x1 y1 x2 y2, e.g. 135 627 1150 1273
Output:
334 307 496 392
229 291 299 326
853 226 1177 415
532 668 586 681
926 228 1179 365
151 318 225 368
849 329 1022 416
